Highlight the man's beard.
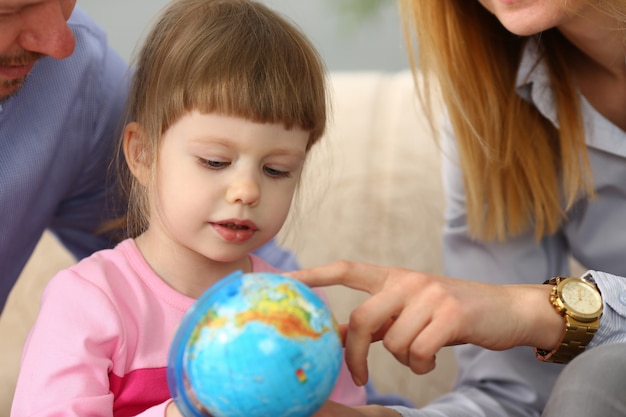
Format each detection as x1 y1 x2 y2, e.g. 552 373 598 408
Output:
0 76 27 102
0 50 43 102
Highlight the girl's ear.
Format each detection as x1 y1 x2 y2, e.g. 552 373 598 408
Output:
123 122 152 186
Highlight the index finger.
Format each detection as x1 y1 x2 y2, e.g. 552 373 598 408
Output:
286 260 388 294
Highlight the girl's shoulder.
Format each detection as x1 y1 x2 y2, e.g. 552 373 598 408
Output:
44 238 148 304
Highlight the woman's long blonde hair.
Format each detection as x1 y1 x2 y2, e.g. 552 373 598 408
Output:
400 0 624 241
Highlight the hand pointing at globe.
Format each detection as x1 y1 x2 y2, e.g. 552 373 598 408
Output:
287 260 562 385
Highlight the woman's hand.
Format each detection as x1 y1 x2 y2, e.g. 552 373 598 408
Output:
288 261 559 385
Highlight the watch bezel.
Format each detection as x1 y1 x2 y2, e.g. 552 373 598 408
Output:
553 277 603 322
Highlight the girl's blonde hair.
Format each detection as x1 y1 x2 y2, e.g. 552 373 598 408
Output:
112 0 328 238
400 0 625 241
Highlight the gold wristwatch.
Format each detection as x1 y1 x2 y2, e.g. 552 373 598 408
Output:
535 275 603 364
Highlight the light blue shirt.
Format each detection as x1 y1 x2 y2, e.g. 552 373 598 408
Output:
393 38 626 416
0 7 301 314
0 8 129 313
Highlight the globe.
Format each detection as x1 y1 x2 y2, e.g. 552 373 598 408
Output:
167 270 343 417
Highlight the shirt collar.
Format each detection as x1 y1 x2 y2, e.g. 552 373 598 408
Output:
515 37 560 128
515 36 626 156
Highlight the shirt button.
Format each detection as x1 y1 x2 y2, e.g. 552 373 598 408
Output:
619 293 626 306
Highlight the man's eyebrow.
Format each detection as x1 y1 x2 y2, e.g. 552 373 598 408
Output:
0 0 39 12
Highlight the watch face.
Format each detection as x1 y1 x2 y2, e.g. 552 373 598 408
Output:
560 279 603 320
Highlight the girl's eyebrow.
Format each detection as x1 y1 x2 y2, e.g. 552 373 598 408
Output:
188 136 229 145
270 148 306 158
188 137 306 158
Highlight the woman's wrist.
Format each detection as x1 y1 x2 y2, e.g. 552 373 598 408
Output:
513 284 565 350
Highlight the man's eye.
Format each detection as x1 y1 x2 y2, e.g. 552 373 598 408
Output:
264 167 291 178
199 159 229 169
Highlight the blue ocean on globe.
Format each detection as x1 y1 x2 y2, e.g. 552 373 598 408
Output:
168 271 343 417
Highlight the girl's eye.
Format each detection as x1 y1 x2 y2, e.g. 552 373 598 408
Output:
199 158 229 169
264 167 291 178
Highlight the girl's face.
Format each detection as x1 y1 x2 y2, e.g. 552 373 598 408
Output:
476 0 591 36
143 111 308 271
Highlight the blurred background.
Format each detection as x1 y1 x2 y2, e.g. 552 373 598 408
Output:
80 0 409 71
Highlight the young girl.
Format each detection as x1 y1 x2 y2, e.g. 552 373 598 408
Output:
10 1 365 416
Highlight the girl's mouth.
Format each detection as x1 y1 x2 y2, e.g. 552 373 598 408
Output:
212 220 258 243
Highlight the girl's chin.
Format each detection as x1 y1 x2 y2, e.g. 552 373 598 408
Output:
200 250 252 267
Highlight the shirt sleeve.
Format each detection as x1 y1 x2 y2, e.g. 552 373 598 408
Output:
12 270 124 416
11 268 176 417
588 270 626 348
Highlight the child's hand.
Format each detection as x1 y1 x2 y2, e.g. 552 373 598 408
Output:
312 401 401 417
166 401 184 417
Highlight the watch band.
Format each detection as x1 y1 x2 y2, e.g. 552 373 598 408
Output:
535 319 598 363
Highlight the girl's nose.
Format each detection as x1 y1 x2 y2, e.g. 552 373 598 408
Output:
225 178 261 207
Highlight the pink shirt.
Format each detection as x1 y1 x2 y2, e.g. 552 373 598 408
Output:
11 239 365 416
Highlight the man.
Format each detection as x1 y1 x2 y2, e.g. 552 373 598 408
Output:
0 0 128 313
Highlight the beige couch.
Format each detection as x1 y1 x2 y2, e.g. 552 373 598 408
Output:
0 70 456 414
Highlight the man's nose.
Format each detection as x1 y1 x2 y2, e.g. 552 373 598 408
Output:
18 2 76 59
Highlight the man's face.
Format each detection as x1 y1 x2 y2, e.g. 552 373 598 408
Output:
0 0 76 101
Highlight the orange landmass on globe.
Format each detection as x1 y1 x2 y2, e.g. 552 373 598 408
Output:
199 282 331 340
235 309 322 339
235 283 327 339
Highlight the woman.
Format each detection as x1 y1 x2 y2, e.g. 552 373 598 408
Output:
296 1 626 416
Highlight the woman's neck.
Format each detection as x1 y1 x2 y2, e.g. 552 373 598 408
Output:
556 6 626 131
558 7 625 78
